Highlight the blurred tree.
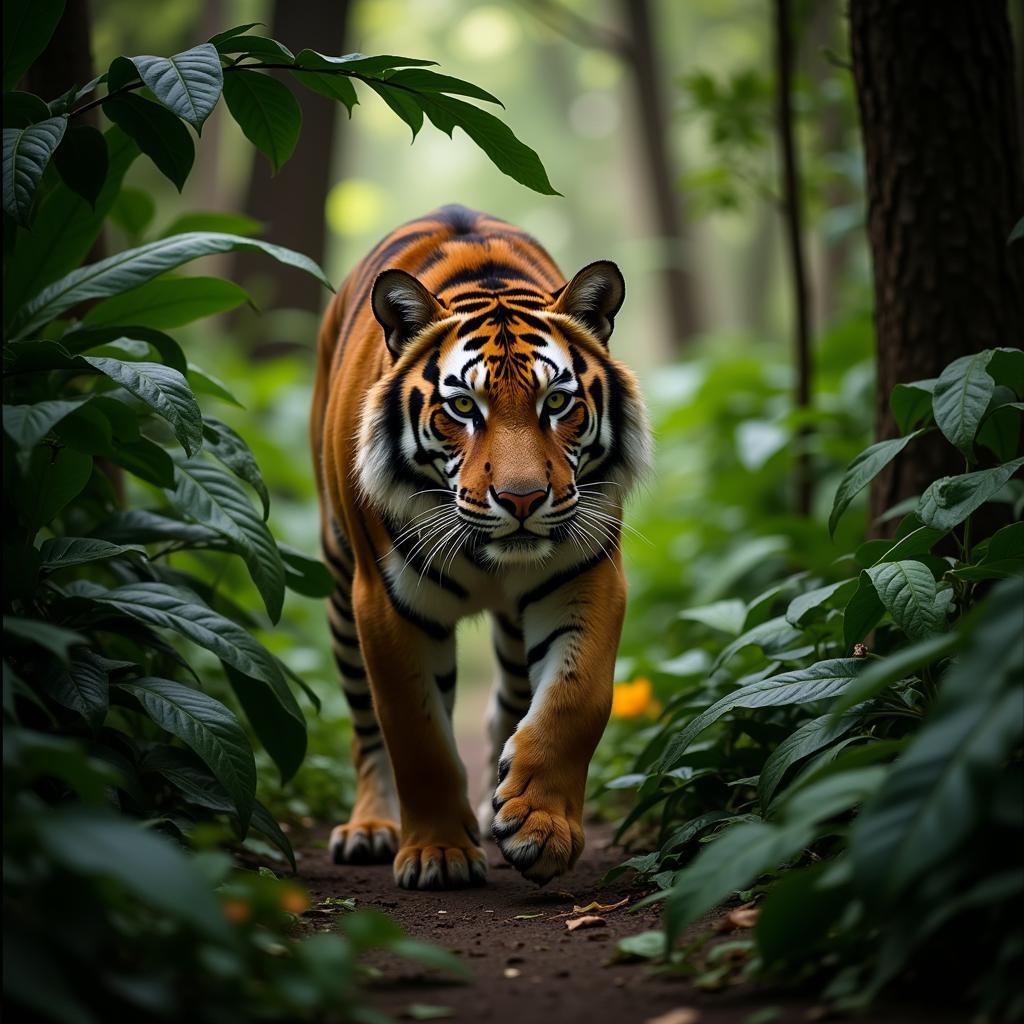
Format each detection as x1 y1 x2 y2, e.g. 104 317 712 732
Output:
233 0 351 345
850 0 1024 529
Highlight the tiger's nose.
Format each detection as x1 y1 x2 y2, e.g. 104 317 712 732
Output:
493 488 547 521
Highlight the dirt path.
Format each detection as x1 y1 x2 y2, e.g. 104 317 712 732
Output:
298 825 963 1024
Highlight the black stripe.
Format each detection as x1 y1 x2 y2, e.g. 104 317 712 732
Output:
323 546 352 581
359 739 384 755
435 669 457 692
495 613 522 641
517 547 610 615
495 646 529 678
328 619 359 648
343 688 373 711
333 653 366 679
527 624 582 667
382 516 470 599
354 722 379 737
498 692 529 717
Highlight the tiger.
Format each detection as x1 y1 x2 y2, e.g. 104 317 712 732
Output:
310 204 652 890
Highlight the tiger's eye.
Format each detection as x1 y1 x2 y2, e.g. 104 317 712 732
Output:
545 391 568 412
452 396 475 415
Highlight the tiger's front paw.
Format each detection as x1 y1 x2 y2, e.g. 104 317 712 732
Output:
491 760 585 885
330 817 400 864
393 836 489 890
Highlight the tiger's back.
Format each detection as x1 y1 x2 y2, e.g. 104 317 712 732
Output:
311 205 651 890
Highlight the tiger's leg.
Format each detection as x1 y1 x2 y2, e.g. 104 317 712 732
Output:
354 568 487 890
323 526 399 864
477 612 532 835
491 555 624 884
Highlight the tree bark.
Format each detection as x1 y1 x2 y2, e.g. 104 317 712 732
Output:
618 0 705 349
849 0 1024 532
233 0 350 339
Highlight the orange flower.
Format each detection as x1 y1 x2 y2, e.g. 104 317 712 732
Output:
611 678 655 719
222 898 252 924
279 887 309 914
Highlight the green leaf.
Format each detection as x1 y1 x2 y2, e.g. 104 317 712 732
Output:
389 938 468 978
2 397 89 448
3 91 53 128
291 69 357 112
83 356 203 456
83 276 250 329
843 573 884 649
41 651 110 727
865 560 941 638
976 388 1022 462
11 231 332 340
159 210 263 238
931 351 995 456
186 362 244 407
662 821 812 947
384 67 503 106
949 521 1024 581
4 616 87 663
103 93 195 191
109 185 156 236
117 676 256 832
294 50 438 76
365 79 423 138
712 615 802 670
987 347 1024 392
890 380 936 434
612 931 666 963
202 417 270 518
216 35 294 60
917 458 1024 531
53 123 108 206
3 0 65 91
869 524 946 566
167 457 284 622
278 544 335 598
18 444 93 530
785 579 857 626
758 710 861 811
678 598 747 634
657 659 864 770
222 68 301 173
35 805 231 938
39 536 142 571
830 632 960 718
419 93 558 196
3 126 138 320
208 23 263 46
1010 216 1024 245
92 508 220 546
3 116 67 226
776 765 888 826
829 430 926 536
131 43 224 132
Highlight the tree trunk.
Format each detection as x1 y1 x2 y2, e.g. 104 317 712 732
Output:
618 0 705 350
233 0 350 342
849 0 1024 532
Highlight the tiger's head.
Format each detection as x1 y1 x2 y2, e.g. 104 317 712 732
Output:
356 261 652 566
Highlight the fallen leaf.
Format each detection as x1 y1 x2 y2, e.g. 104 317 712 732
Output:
513 913 545 920
503 968 521 979
644 1010 701 1024
714 902 760 932
572 897 629 914
566 915 606 932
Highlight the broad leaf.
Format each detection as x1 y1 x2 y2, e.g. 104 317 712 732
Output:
167 458 284 621
84 357 203 456
657 659 864 769
3 117 67 226
39 537 142 571
83 276 250 329
829 430 926 536
131 43 224 131
890 379 935 434
291 68 357 111
53 123 108 206
842 573 885 649
222 68 301 173
785 579 856 626
202 418 270 518
931 351 995 456
3 0 65 91
103 93 195 191
41 651 110 727
678 598 747 634
18 444 93 530
865 560 942 638
4 616 87 663
2 397 90 448
384 67 503 106
293 50 437 76
186 362 244 407
11 231 332 340
92 508 220 546
215 35 294 60
117 676 256 832
869 524 946 566
712 615 803 670
917 458 1024 531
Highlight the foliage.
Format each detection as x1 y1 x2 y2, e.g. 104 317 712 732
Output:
3 11 551 1022
603 347 1024 1017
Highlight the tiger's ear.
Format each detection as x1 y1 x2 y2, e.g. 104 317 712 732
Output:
372 270 447 358
550 261 625 345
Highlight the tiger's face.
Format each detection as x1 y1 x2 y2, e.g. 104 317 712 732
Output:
357 262 651 566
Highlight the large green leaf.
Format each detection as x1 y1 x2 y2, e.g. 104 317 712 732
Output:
3 0 65 91
91 508 220 546
11 231 332 340
84 355 203 454
384 67 503 106
3 117 67 226
117 676 256 832
166 457 284 621
931 351 995 456
83 276 250 329
202 417 270 518
890 379 935 434
917 457 1024 530
40 651 109 727
711 614 803 670
3 127 137 319
131 43 224 131
758 710 861 811
222 68 301 173
279 544 335 598
842 573 884 649
103 93 195 191
215 34 294 60
34 805 230 938
657 659 864 770
828 430 926 536
785 579 857 626
291 68 358 111
865 560 941 638
39 536 142 571
18 444 93 530
2 397 90 448
661 821 813 947
53 123 108 207
4 616 87 663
